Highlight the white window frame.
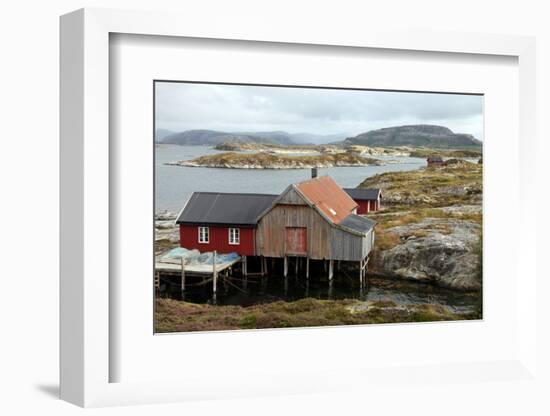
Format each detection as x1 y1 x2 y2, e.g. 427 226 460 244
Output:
228 227 240 245
198 226 209 243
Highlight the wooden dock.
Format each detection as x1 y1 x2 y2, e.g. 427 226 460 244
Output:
155 257 241 275
155 250 242 294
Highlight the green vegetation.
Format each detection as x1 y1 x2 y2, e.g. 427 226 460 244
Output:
155 297 475 333
408 148 482 158
173 151 381 169
360 161 482 208
361 162 483 279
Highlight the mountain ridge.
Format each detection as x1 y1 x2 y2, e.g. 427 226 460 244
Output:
158 129 348 146
343 124 482 149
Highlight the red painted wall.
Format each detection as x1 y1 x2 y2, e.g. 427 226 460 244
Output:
179 224 256 256
356 200 371 215
354 199 380 214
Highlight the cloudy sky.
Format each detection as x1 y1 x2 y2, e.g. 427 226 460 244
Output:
155 82 484 140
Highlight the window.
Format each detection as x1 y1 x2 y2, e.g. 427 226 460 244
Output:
229 228 240 245
198 226 209 243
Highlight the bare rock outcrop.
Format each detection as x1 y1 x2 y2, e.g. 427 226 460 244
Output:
370 217 482 291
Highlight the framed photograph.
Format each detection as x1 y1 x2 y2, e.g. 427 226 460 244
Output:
60 8 538 407
152 80 484 334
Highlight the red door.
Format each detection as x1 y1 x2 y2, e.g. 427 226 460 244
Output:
285 227 307 255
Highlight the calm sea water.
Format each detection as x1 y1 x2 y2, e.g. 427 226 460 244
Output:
155 144 426 213
158 271 478 314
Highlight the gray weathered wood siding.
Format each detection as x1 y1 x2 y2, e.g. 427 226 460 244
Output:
256 204 332 260
329 227 365 261
257 203 373 261
277 187 306 205
256 184 373 261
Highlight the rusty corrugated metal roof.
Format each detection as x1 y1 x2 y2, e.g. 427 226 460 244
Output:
295 176 358 224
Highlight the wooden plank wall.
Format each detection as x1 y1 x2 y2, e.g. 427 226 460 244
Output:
256 204 332 259
329 227 365 261
256 185 374 261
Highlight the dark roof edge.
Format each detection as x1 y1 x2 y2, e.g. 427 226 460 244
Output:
176 221 256 227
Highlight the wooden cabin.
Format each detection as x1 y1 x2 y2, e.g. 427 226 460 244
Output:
344 188 382 214
427 156 445 167
175 192 277 256
255 176 375 264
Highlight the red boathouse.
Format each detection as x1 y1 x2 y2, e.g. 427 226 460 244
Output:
344 188 382 214
175 192 277 256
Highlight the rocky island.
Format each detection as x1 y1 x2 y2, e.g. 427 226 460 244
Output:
166 151 382 169
212 141 482 159
213 142 331 154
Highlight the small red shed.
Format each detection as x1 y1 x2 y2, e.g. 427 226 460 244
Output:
343 188 382 214
427 156 445 167
175 192 277 256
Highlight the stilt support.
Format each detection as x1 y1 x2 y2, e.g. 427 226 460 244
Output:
284 256 288 277
262 256 267 276
180 257 186 292
213 251 218 294
328 259 334 282
306 257 310 280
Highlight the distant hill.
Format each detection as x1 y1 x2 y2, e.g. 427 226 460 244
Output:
155 128 174 142
343 125 482 149
160 130 296 146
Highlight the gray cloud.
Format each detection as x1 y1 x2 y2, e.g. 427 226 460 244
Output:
155 82 484 140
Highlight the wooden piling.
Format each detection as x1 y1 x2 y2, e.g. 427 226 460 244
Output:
284 256 288 277
328 259 334 281
359 259 363 287
295 257 299 275
243 255 248 277
260 256 265 276
180 257 186 292
213 251 218 294
306 257 309 280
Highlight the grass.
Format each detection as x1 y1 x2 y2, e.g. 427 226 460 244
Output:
155 297 475 333
360 162 482 208
408 148 482 158
360 162 482 253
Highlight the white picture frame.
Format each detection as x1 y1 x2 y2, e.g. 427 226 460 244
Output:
60 8 538 408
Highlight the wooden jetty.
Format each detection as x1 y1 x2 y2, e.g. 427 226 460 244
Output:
155 250 242 294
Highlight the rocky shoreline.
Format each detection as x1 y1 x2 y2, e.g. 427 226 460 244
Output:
212 141 482 159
